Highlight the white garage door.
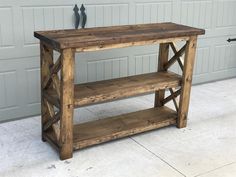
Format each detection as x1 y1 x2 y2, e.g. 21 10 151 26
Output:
1 0 236 121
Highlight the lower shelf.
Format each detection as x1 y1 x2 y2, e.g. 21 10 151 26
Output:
73 106 177 150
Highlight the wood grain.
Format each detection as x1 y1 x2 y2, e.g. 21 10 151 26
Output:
40 42 53 141
73 106 177 149
59 48 75 160
34 22 205 51
45 71 181 108
170 42 184 71
164 43 186 70
155 43 170 107
178 36 197 128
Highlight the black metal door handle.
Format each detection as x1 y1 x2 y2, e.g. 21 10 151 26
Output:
80 4 87 28
73 4 80 29
227 38 236 42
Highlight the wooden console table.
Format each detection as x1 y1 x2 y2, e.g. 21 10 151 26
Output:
34 22 205 160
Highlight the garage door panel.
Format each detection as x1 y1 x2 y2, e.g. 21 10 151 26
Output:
0 70 18 109
22 5 74 47
0 6 14 47
21 2 129 46
0 6 16 60
86 3 129 27
22 56 41 118
213 0 236 37
20 2 130 59
0 60 22 121
0 56 40 121
135 1 173 23
193 35 236 84
179 0 213 38
213 43 236 72
215 0 236 28
194 46 211 76
24 67 40 106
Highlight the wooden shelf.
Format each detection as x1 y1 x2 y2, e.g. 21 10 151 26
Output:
73 106 177 149
44 71 181 108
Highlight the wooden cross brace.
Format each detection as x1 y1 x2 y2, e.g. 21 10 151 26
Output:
162 88 181 112
158 40 194 114
164 42 186 71
170 43 184 71
43 98 61 142
41 49 62 98
40 44 63 143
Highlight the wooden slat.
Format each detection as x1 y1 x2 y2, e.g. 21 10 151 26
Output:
52 74 61 98
164 44 186 70
40 42 53 141
169 88 179 112
46 71 181 107
43 111 60 131
155 43 170 107
73 106 177 149
59 48 75 160
162 88 181 105
170 42 184 71
44 99 60 141
43 55 61 89
34 22 205 50
35 23 198 39
43 91 60 108
76 37 189 52
178 36 197 128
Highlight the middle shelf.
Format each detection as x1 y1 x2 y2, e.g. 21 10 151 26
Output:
45 71 182 108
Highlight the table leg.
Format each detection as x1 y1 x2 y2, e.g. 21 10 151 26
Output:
40 42 53 142
178 36 197 128
155 43 170 107
59 48 75 160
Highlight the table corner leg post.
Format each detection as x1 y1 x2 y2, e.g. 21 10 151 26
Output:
154 43 170 108
59 48 75 160
40 42 53 142
177 36 197 128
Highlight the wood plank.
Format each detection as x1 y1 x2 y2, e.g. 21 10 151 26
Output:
73 106 177 149
59 48 75 160
35 23 197 39
178 36 197 128
40 42 53 142
46 71 181 107
162 88 181 105
43 91 60 108
170 42 184 71
52 74 61 98
43 55 61 89
34 22 205 50
75 37 189 52
155 43 170 107
164 43 186 70
168 88 179 112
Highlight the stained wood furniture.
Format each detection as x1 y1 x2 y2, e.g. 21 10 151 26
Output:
34 22 205 160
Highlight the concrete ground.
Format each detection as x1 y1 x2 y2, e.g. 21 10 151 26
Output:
1 78 236 177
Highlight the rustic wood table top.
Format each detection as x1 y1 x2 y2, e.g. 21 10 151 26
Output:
34 22 205 51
